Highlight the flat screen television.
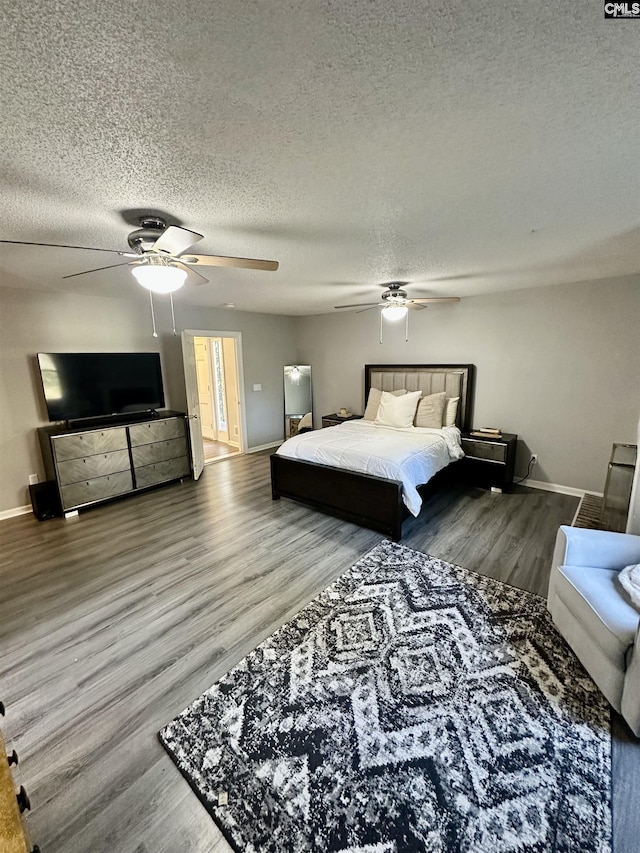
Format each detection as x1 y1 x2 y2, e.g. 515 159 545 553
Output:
37 352 165 422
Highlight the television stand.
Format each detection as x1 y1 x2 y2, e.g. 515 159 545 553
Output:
37 411 191 518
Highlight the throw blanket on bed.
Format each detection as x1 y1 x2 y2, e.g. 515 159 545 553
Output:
276 420 463 516
619 564 640 611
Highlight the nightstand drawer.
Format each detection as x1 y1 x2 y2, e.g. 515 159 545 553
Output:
461 439 507 463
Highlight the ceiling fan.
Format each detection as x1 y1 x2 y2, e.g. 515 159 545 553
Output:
0 215 279 294
335 282 460 343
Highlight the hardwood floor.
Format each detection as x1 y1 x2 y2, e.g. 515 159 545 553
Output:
0 452 637 852
203 438 239 462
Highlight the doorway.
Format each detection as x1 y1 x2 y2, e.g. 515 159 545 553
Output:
183 331 246 474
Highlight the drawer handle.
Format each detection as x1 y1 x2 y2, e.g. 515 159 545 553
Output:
17 785 31 812
7 749 18 766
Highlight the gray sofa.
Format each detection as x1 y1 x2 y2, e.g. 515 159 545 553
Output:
547 524 640 737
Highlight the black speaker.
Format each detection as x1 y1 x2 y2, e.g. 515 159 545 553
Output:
29 481 62 521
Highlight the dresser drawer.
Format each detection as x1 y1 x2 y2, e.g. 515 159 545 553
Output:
461 439 507 463
129 418 185 446
61 470 133 509
131 438 186 468
52 428 128 461
57 449 131 486
135 456 190 489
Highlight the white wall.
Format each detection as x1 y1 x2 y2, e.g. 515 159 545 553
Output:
294 275 640 493
0 286 297 512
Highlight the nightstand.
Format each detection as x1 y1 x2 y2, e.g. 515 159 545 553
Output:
321 413 363 428
459 432 518 492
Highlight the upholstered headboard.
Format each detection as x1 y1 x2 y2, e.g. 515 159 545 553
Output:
364 364 475 431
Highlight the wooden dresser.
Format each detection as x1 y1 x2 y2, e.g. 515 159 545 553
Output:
38 411 191 517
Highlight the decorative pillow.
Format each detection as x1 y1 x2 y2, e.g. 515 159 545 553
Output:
375 390 422 428
414 392 447 429
443 396 460 427
618 564 640 611
363 387 407 421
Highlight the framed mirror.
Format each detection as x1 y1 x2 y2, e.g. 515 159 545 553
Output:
284 365 313 438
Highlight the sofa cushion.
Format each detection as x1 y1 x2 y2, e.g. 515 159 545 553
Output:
555 565 639 664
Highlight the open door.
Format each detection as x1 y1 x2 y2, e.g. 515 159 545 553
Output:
181 331 205 480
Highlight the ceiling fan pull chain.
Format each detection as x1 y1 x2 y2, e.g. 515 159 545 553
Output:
405 309 409 342
149 291 158 338
379 309 383 344
169 291 177 336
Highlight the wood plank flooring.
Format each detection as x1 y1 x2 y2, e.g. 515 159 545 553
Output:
203 438 239 462
0 452 637 852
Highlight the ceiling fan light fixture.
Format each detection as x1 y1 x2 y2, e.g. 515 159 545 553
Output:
131 263 187 293
381 304 408 322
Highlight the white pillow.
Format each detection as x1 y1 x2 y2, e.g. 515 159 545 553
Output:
443 396 460 427
375 390 422 428
414 392 447 428
363 387 407 421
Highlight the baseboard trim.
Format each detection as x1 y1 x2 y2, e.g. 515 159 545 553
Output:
0 504 32 521
571 495 584 526
521 478 604 499
247 441 283 454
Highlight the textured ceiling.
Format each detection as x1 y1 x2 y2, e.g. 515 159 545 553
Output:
0 1 638 315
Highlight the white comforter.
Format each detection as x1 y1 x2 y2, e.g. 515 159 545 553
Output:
276 419 463 517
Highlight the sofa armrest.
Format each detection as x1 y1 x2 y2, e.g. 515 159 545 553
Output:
621 622 640 737
553 525 640 572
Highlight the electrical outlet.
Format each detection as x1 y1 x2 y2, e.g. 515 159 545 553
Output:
530 454 538 466
253 383 262 392
28 473 39 485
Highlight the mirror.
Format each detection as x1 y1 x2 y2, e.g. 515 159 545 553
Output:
284 365 313 438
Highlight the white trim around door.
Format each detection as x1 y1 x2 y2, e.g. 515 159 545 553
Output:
182 329 248 456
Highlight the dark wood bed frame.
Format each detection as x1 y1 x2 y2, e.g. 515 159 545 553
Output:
270 363 475 541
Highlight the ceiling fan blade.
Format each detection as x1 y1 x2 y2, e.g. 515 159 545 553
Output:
181 254 279 271
408 297 461 304
334 302 380 309
172 259 209 285
0 238 126 254
62 261 136 279
150 225 203 256
356 305 380 314
407 302 427 310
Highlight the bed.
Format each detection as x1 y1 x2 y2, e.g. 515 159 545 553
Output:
270 363 474 541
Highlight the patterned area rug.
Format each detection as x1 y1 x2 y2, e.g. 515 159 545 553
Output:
159 541 611 853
